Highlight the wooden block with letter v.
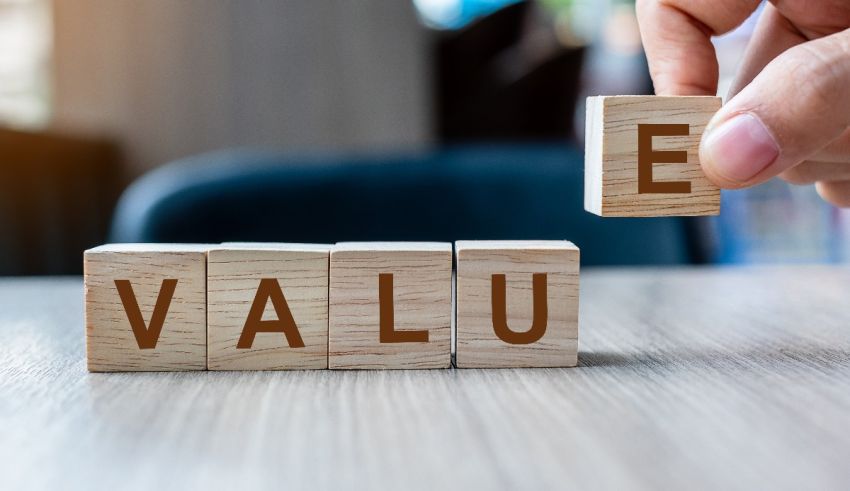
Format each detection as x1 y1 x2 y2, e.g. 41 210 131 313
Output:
84 244 208 371
329 242 452 369
207 243 331 370
585 95 722 217
455 240 579 368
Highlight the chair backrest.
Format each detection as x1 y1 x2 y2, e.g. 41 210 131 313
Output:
110 145 701 266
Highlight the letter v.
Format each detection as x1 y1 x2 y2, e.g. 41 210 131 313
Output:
114 279 178 349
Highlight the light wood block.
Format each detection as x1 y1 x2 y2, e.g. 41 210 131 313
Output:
455 240 579 368
585 95 722 217
329 242 452 369
84 244 208 371
207 243 330 370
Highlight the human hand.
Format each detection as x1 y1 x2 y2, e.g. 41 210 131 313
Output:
635 0 850 206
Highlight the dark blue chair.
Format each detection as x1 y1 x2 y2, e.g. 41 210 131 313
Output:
109 144 706 266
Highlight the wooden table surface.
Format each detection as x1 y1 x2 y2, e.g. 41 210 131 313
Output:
2 267 850 490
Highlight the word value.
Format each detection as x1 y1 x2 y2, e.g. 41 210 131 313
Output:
85 241 579 371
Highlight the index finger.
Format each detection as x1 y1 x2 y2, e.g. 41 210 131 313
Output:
636 0 762 95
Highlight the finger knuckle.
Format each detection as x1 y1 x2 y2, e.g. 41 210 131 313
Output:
816 181 850 208
784 41 850 113
779 166 813 185
787 59 836 111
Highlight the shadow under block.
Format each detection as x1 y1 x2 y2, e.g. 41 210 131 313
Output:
207 244 331 370
84 244 208 372
584 95 722 217
455 240 579 368
329 242 452 369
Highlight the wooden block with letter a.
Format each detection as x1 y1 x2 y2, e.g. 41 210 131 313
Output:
585 95 722 217
329 242 452 369
84 244 208 371
207 243 331 370
455 240 579 368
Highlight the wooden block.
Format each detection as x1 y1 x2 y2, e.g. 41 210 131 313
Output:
84 244 208 371
329 242 452 369
455 240 579 368
207 243 330 370
585 95 722 217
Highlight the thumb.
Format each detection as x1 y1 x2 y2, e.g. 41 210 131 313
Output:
699 28 850 188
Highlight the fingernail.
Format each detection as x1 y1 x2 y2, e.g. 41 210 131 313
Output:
702 113 779 183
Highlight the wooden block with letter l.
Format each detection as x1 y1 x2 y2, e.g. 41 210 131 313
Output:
455 240 579 368
84 244 208 371
329 242 452 369
584 95 722 217
207 243 331 370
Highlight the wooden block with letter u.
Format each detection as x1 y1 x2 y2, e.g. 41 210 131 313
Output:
585 95 722 217
329 242 452 369
84 244 208 371
455 240 579 368
207 243 331 370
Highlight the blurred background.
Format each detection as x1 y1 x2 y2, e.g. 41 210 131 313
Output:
1 0 848 276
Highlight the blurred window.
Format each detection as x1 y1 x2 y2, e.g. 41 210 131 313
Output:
0 0 50 128
413 0 522 29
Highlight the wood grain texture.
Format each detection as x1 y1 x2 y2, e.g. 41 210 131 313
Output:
207 244 330 370
84 244 208 371
329 242 452 369
5 268 850 490
455 240 579 368
585 95 721 217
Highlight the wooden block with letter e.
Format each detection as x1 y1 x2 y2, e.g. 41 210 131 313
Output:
207 243 331 370
84 244 208 371
329 242 452 369
455 240 579 368
585 95 722 216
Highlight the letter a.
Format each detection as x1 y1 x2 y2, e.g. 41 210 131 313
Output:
491 273 548 344
379 273 429 343
114 278 178 349
237 278 305 349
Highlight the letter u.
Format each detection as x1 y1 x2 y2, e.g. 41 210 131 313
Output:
491 273 548 344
